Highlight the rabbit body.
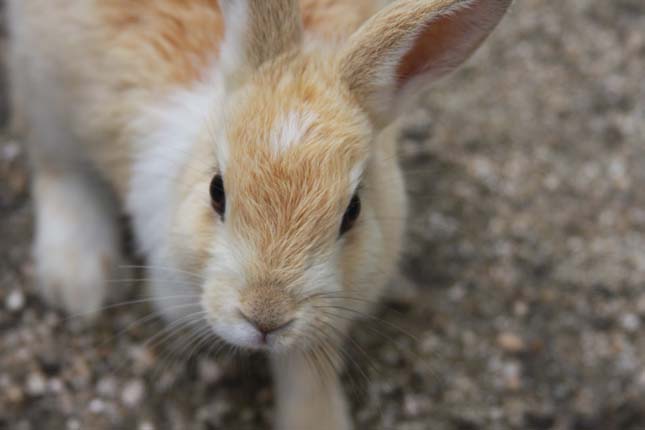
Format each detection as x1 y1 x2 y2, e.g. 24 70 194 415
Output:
8 0 511 428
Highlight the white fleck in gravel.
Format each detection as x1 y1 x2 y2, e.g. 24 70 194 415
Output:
448 284 466 302
198 358 223 384
121 380 145 408
48 378 64 393
96 377 117 398
621 313 640 332
5 289 25 312
513 301 529 317
403 394 426 417
139 422 155 430
26 372 46 396
66 419 80 430
501 361 523 391
89 398 105 414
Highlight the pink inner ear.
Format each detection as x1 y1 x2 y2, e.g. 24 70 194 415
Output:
396 1 492 88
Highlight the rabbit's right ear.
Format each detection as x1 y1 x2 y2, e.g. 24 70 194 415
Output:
219 0 303 89
339 0 512 127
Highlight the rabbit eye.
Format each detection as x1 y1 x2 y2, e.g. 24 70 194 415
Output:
340 194 361 236
210 174 226 219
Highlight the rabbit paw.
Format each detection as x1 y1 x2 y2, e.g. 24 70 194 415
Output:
34 244 115 317
31 172 126 318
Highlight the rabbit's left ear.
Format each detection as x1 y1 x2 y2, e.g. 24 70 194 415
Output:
339 0 512 126
219 0 303 89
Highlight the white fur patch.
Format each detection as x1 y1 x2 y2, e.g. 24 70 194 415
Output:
206 228 247 285
127 69 224 258
349 160 366 192
270 110 318 155
301 255 342 296
126 69 227 322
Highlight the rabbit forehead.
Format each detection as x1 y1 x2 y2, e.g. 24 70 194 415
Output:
222 122 369 271
222 60 372 188
223 140 365 269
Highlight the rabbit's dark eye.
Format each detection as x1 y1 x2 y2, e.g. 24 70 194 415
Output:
340 194 361 236
210 174 226 219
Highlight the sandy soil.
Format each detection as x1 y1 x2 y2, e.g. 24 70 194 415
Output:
1 1 645 429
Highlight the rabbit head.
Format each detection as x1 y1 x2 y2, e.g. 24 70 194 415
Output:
166 0 511 352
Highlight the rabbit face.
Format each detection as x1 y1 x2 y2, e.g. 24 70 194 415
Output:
169 56 406 352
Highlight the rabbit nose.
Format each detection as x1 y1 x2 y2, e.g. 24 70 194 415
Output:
238 285 297 341
238 309 295 337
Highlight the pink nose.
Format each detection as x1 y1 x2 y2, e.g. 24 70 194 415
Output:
238 285 297 342
238 309 294 341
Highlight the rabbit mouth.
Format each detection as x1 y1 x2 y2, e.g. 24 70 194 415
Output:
207 314 299 353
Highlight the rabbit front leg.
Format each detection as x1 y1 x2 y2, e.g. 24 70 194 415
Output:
271 352 352 430
31 166 125 317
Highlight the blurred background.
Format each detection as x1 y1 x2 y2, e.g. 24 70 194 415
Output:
1 1 645 429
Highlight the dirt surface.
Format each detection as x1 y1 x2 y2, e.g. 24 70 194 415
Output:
2 1 645 429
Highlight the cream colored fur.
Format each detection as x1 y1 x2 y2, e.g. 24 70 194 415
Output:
8 0 511 428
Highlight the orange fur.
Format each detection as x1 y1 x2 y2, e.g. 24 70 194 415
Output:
98 0 225 87
96 0 379 90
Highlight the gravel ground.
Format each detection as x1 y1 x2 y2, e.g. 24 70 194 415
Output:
2 1 645 429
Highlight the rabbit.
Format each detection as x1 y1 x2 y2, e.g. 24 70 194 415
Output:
8 0 511 428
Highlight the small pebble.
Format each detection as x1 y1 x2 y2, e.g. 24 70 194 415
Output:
198 358 223 384
448 284 466 302
513 301 529 317
130 346 156 372
139 422 155 430
66 419 80 430
502 361 523 391
621 313 640 332
89 398 106 414
403 394 426 417
26 372 47 396
121 379 145 407
5 289 25 312
48 378 64 393
97 377 117 397
6 384 24 403
497 332 526 353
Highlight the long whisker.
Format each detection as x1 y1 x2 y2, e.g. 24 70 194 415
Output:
318 309 446 387
152 320 213 382
146 312 210 353
97 301 202 345
308 321 384 419
318 315 380 378
61 294 203 322
104 311 208 378
314 304 419 342
118 264 207 281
